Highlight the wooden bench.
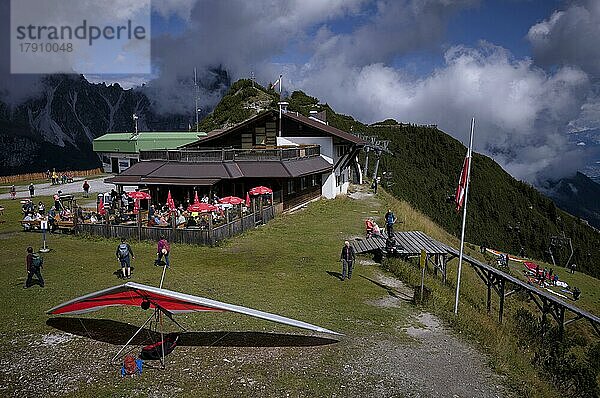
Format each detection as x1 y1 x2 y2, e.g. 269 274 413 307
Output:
57 220 75 231
20 220 42 230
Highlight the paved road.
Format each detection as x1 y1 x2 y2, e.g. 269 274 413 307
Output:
0 176 117 200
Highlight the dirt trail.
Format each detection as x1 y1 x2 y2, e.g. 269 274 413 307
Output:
346 185 509 397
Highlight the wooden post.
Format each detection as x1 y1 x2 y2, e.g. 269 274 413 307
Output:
208 213 213 245
498 279 505 323
486 272 492 313
420 249 426 302
442 255 447 284
137 209 142 241
558 306 565 339
226 208 231 237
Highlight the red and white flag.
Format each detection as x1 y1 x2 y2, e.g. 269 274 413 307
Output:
270 75 282 90
454 154 470 211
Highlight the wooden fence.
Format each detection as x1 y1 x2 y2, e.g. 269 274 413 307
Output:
0 168 103 184
76 206 275 245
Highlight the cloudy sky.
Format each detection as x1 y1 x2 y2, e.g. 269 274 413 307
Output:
3 0 600 183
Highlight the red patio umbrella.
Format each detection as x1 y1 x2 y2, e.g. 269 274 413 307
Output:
167 190 176 211
219 196 244 205
249 186 273 195
245 192 250 207
128 191 151 200
98 198 106 216
133 199 140 214
187 202 217 213
193 191 200 205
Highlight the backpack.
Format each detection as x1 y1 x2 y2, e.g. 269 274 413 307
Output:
117 243 129 259
121 355 142 376
31 254 43 269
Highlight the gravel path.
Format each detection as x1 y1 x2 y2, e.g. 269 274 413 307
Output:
348 272 508 398
0 176 123 200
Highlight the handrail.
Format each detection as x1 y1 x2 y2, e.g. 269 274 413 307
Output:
139 146 321 162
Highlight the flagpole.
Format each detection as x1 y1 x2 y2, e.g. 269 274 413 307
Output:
454 117 475 315
278 74 283 137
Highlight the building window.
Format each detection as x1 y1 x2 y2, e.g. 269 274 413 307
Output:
241 133 253 149
287 180 295 194
255 127 266 146
311 174 318 187
300 176 307 191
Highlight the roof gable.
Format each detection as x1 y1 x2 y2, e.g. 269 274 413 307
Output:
182 110 365 148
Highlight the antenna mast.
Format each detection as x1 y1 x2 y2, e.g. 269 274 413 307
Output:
194 68 200 134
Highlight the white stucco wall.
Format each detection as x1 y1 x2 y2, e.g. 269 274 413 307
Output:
276 136 355 199
322 172 337 199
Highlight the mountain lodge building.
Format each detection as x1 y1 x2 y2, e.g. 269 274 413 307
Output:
105 109 366 212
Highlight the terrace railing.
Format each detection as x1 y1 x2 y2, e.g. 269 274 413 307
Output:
139 146 321 163
76 205 275 246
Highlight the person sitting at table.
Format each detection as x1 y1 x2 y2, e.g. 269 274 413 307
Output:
176 213 186 227
89 213 98 223
22 213 34 230
372 222 383 238
186 216 197 228
158 215 169 226
199 217 209 229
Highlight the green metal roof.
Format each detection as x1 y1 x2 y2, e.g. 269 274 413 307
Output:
93 132 205 153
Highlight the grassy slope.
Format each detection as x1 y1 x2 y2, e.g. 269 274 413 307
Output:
4 185 594 396
0 192 423 397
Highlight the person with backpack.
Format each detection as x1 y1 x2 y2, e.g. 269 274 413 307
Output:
25 246 44 288
82 180 90 198
116 237 135 279
384 209 397 237
155 235 171 268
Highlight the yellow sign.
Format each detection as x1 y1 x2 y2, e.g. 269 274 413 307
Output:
420 249 426 269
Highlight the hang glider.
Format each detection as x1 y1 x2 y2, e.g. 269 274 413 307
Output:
47 282 340 336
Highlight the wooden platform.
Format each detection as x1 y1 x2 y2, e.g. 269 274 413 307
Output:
351 229 600 337
351 230 448 256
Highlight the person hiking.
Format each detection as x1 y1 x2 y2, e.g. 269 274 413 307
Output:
385 209 396 237
155 235 171 268
340 240 356 280
25 247 44 288
10 185 16 200
28 183 35 198
82 180 90 198
116 237 135 279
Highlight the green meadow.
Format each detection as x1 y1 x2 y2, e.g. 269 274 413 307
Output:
1 187 597 397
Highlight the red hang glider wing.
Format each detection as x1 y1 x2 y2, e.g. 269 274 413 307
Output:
47 282 341 335
46 283 221 315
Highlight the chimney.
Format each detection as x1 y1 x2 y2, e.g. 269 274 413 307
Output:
278 101 289 113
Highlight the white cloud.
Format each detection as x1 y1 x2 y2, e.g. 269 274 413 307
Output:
297 43 590 182
528 0 600 77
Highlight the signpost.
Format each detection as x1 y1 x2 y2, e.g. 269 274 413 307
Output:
40 218 50 253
